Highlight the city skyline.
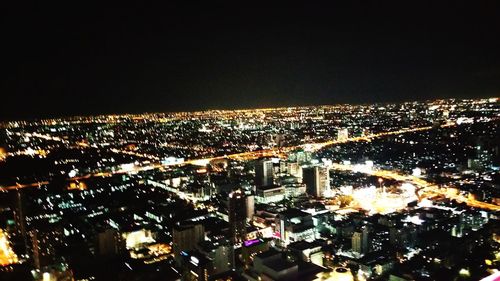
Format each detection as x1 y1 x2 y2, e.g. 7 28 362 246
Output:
1 2 500 281
1 96 498 122
0 96 498 281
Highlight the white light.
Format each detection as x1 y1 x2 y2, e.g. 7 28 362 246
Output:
412 167 422 177
68 170 77 178
190 256 199 265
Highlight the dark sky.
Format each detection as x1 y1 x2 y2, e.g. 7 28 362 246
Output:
2 1 500 120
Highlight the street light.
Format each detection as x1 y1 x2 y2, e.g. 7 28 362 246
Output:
378 178 385 195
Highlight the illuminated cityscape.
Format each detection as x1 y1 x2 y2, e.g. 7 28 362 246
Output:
2 2 500 281
0 97 499 281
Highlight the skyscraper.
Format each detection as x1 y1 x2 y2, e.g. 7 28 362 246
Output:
337 128 349 141
287 162 303 179
198 239 235 274
30 226 63 269
14 190 28 255
228 189 247 244
352 227 370 255
302 166 329 197
97 228 123 257
246 195 255 222
255 159 274 187
173 223 205 266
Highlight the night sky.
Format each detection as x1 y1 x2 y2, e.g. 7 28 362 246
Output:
2 1 500 120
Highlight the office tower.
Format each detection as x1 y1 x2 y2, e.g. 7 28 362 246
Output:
179 251 211 281
228 189 247 244
351 231 363 255
198 239 235 274
352 227 370 255
389 225 417 249
173 223 205 266
14 190 28 255
255 185 286 204
337 128 349 141
303 166 329 197
277 209 315 246
246 195 255 221
30 226 63 269
287 162 303 179
255 159 274 187
97 228 123 257
458 210 488 235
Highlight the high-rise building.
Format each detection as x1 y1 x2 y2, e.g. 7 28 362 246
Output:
255 159 274 187
351 231 362 255
97 228 123 257
30 226 63 269
389 225 417 249
277 209 316 246
255 185 285 204
303 166 329 197
287 162 303 179
228 189 247 244
198 239 235 275
337 128 349 141
352 227 370 255
246 195 255 221
173 223 205 266
14 190 28 255
179 251 211 281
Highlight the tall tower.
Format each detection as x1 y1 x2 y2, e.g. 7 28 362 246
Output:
303 166 329 197
255 159 274 187
14 190 28 255
246 195 255 222
30 226 63 269
172 223 205 266
228 189 247 244
352 227 370 255
337 128 349 141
